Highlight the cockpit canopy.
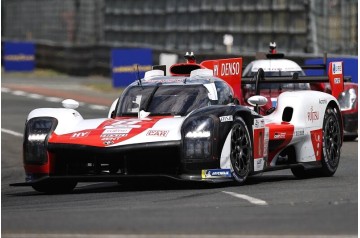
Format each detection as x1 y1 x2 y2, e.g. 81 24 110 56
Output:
116 79 234 117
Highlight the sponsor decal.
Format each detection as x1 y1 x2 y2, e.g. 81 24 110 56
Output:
307 106 319 122
254 158 264 172
334 77 341 84
294 129 305 137
104 120 141 129
146 78 184 84
310 129 323 161
254 118 265 129
219 62 241 76
102 128 132 134
104 140 114 145
146 130 169 137
201 169 232 179
332 62 343 75
253 128 265 160
273 132 286 139
219 115 233 122
71 131 90 138
319 99 327 104
100 134 127 141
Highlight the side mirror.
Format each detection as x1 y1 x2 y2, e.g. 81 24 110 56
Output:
62 99 79 109
247 95 268 107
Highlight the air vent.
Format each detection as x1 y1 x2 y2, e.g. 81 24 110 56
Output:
282 107 293 122
170 63 202 76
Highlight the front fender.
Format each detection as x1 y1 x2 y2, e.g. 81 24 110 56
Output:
182 105 257 161
27 108 106 135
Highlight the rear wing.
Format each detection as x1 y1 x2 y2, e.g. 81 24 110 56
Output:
242 61 344 99
201 58 243 100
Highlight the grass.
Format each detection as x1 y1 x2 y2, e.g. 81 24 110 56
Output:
1 68 65 78
84 82 124 94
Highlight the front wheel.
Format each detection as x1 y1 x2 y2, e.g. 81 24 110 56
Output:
230 117 253 185
291 107 341 179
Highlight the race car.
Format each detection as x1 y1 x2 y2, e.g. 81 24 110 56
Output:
242 43 358 140
11 53 344 193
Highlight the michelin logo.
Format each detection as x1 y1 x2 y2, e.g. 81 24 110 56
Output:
202 169 232 179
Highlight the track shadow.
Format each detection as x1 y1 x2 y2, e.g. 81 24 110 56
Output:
7 173 300 196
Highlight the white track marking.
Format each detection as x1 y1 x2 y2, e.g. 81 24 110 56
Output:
89 105 108 110
1 87 11 93
2 87 109 111
222 191 268 206
12 90 27 96
46 97 63 102
28 93 44 99
1 128 23 137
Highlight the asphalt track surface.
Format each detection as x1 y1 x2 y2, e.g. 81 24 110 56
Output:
1 75 358 237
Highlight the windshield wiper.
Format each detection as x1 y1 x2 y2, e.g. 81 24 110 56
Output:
142 83 161 111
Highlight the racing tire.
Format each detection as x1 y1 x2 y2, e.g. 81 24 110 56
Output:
319 107 341 176
291 107 341 178
32 181 77 194
230 117 253 185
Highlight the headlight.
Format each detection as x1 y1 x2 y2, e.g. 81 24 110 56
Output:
338 88 357 110
23 117 57 164
183 117 213 159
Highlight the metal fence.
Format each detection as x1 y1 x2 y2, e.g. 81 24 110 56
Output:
2 0 103 45
102 0 310 54
311 0 358 55
2 0 357 74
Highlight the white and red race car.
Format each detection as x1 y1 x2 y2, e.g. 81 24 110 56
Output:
11 53 344 193
242 43 357 140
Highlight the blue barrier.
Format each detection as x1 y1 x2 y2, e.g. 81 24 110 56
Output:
111 48 153 87
305 57 358 84
4 41 35 71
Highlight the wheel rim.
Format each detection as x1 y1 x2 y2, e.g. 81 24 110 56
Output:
324 114 341 168
231 124 251 177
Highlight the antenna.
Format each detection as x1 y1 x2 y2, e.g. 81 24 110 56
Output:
135 64 143 89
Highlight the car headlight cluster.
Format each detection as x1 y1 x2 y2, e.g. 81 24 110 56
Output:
23 117 57 164
183 117 214 159
338 88 357 111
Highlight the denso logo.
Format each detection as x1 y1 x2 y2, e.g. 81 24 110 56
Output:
146 130 169 137
307 106 319 122
220 62 240 76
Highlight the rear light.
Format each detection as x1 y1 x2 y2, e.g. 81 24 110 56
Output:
338 88 357 111
23 117 57 164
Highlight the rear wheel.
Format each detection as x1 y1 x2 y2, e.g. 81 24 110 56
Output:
32 181 77 194
230 117 253 185
320 107 341 176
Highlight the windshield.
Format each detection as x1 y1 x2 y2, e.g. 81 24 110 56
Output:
117 85 210 116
